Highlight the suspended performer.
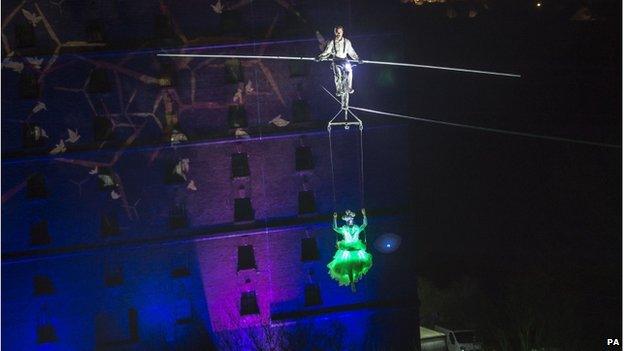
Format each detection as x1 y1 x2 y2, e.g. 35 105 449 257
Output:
316 25 363 95
327 209 373 292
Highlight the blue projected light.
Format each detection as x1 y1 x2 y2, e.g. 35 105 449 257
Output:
374 233 402 254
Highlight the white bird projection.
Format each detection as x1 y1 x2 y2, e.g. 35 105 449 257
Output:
173 159 190 181
25 57 44 70
235 128 250 139
65 129 80 143
269 114 290 127
98 174 116 187
2 58 24 73
232 88 244 105
211 0 224 14
49 140 66 155
21 9 43 27
245 80 254 94
32 102 47 114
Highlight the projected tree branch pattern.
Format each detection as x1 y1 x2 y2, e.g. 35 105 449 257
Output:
1 0 318 220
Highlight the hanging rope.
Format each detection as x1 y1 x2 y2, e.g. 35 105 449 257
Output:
328 109 343 210
359 126 364 208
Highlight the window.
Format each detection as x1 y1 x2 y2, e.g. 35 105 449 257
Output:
27 173 48 199
240 291 259 316
171 266 190 278
304 284 322 306
165 160 187 184
20 71 40 99
95 309 138 345
173 299 193 325
86 21 105 43
15 22 36 48
231 153 250 178
101 212 120 237
22 124 48 148
97 168 117 190
30 221 50 246
301 238 319 261
37 325 57 344
234 198 254 222
153 14 175 41
34 275 55 296
298 191 316 215
169 203 188 229
295 146 314 171
220 11 243 36
228 105 248 129
292 99 311 122
237 245 256 271
104 266 123 287
158 63 177 87
87 68 111 94
93 116 113 141
289 61 309 77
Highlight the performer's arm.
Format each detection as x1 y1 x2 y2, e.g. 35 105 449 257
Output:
333 212 341 233
360 208 367 230
318 40 334 59
346 40 359 61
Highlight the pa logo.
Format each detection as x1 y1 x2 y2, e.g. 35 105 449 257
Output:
607 338 620 346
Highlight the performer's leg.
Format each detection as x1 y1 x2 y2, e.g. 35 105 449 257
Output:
332 64 342 94
346 65 354 94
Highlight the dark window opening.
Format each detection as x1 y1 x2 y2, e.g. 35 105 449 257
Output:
173 300 193 325
34 275 55 296
224 58 244 83
169 203 188 229
289 61 309 77
237 245 256 271
15 22 36 48
228 105 248 129
171 266 190 278
27 173 48 199
304 284 322 306
101 212 120 237
37 325 57 344
95 308 138 346
298 191 316 215
104 267 123 287
292 99 311 123
158 63 177 87
154 14 175 41
220 11 243 39
240 291 259 315
86 21 105 43
87 68 111 94
30 221 50 245
20 71 40 99
231 152 250 178
22 124 48 148
234 198 254 222
94 116 114 141
97 168 117 190
301 237 319 261
295 146 314 171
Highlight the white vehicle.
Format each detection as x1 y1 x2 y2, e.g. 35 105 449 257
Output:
433 326 482 351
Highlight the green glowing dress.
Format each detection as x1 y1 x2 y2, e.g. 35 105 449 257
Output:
327 214 373 291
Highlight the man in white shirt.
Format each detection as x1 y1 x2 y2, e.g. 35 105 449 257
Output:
317 26 362 95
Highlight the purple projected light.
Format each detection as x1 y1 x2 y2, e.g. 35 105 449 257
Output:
374 233 402 254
